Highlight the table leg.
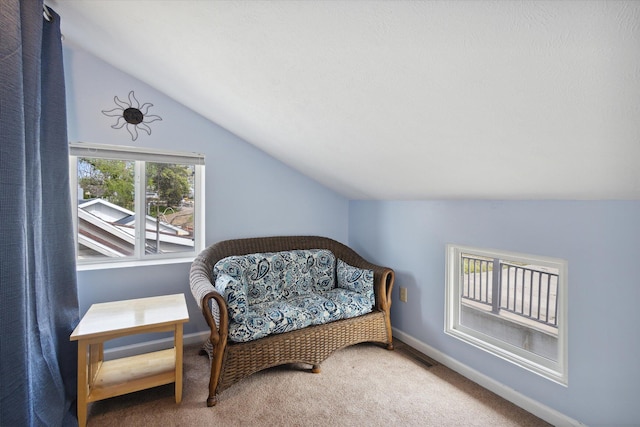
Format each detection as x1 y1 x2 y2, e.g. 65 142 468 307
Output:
77 340 88 427
175 324 184 403
89 342 103 384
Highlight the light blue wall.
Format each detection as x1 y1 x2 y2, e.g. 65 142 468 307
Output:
349 200 640 426
63 44 349 340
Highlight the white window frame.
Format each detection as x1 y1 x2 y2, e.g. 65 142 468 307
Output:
69 142 205 269
445 244 568 386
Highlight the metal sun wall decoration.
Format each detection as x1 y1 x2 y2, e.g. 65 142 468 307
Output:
102 91 162 141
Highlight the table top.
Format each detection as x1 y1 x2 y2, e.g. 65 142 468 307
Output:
70 294 189 341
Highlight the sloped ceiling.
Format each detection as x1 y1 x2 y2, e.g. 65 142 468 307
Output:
51 0 640 200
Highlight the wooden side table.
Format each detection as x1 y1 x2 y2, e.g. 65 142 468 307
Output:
70 294 189 427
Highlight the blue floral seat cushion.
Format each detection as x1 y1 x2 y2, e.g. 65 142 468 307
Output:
228 301 313 342
321 288 373 319
287 294 343 325
216 251 375 343
227 293 347 343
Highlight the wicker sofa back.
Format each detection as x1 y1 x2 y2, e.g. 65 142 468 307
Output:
190 235 395 407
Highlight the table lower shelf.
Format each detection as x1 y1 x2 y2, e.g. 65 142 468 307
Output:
88 348 176 402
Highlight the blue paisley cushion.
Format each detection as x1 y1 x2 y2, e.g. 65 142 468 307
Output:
227 289 374 342
228 300 314 342
228 312 272 342
227 295 343 343
252 301 314 334
215 274 248 322
213 249 336 305
322 288 373 319
287 294 343 325
336 259 375 307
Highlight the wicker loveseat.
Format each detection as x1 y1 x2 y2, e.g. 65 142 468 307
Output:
189 235 395 406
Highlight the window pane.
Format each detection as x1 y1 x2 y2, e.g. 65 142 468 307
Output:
76 157 136 259
144 162 195 255
459 253 559 362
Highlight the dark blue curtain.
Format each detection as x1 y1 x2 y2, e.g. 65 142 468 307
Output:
1 1 80 425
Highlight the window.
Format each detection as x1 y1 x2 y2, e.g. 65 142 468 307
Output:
69 142 205 266
445 244 568 385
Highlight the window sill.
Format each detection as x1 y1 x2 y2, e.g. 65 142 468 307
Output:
76 256 196 272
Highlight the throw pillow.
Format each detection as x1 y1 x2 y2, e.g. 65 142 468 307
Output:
215 273 248 322
336 259 374 306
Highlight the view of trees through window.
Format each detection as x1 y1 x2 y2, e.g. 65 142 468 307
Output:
78 158 135 210
76 157 196 259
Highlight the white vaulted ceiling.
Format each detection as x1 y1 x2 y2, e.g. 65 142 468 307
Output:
51 0 640 200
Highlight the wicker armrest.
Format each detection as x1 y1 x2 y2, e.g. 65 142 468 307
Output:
372 267 394 314
189 246 227 344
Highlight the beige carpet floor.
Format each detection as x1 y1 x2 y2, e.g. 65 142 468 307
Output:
86 341 551 426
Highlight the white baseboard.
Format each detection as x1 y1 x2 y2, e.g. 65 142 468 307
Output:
392 328 585 427
103 331 209 360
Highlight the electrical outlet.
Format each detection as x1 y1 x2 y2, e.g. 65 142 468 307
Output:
399 287 408 303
